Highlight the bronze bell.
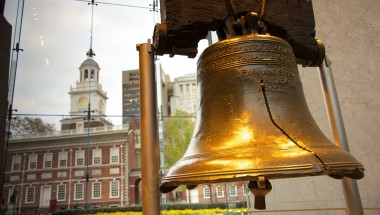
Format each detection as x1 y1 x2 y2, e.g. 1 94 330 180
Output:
160 13 364 209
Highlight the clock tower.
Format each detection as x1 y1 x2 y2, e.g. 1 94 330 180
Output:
61 49 113 130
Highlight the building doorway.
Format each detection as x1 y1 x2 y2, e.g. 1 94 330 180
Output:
40 186 51 208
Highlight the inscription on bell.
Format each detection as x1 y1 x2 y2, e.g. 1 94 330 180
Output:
202 42 293 64
240 68 294 93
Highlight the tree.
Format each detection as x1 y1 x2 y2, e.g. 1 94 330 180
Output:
10 116 55 135
163 110 195 168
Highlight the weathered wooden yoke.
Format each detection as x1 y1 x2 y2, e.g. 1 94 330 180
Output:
153 0 325 66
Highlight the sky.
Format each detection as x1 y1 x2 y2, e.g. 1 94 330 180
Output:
4 0 209 128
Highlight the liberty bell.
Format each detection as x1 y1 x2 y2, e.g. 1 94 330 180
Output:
160 12 364 209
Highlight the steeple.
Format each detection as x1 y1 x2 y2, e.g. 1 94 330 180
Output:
60 0 112 131
60 51 112 131
79 49 100 83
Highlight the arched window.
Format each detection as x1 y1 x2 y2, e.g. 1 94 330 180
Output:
84 69 89 80
91 70 95 80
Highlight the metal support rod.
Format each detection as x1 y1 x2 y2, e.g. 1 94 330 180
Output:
317 55 364 215
137 40 160 215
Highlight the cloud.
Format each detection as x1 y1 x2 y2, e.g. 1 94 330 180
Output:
5 0 206 128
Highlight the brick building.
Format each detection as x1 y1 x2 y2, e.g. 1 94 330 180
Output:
3 125 129 214
1 52 137 214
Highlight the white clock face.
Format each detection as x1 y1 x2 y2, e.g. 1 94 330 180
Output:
77 96 89 109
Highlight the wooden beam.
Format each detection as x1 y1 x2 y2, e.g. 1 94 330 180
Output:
155 0 323 65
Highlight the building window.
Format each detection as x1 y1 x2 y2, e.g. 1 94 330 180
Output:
91 69 95 80
29 154 37 170
230 185 237 197
216 186 224 198
110 181 119 198
76 150 85 166
59 152 68 167
110 148 119 164
25 186 35 203
243 184 249 195
43 153 52 168
57 184 66 201
92 182 101 199
179 84 183 92
8 187 15 204
74 183 84 200
203 185 211 199
84 69 88 80
12 155 21 171
93 149 102 165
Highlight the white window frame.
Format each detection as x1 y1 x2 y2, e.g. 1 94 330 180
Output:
8 187 15 204
12 155 21 171
76 150 85 166
74 183 84 200
92 182 101 199
110 181 119 198
216 186 224 198
110 148 119 164
92 149 102 165
25 186 35 203
29 154 37 170
230 185 237 197
59 152 68 167
203 185 211 199
57 184 66 201
43 153 52 168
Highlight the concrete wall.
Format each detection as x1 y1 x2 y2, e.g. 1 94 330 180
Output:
250 0 380 214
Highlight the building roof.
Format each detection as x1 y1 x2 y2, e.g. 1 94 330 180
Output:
80 58 100 70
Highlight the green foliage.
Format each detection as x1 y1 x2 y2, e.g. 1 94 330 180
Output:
10 116 55 135
163 110 195 167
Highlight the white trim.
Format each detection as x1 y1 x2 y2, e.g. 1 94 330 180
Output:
76 150 85 166
59 151 68 167
74 183 84 200
57 184 66 201
12 155 21 171
110 147 119 164
28 154 37 170
25 186 35 203
8 187 15 204
92 148 102 165
229 185 237 197
216 186 224 198
109 181 120 198
92 182 102 199
43 153 53 168
203 185 211 199
40 185 52 207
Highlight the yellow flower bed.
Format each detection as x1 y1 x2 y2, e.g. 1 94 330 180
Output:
92 208 246 215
